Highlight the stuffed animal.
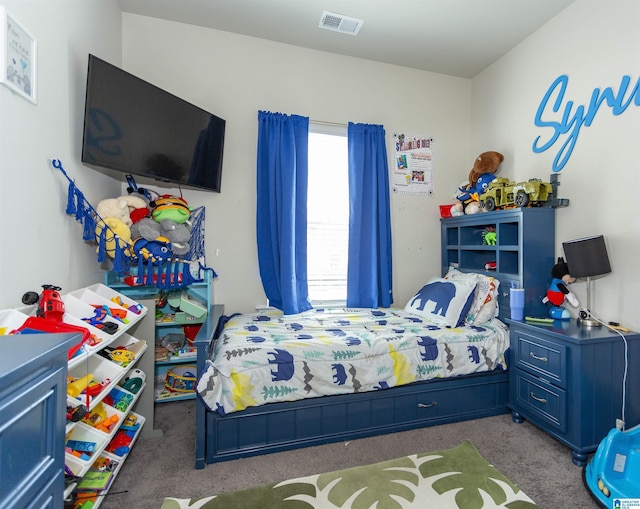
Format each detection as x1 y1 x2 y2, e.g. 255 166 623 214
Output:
158 219 191 255
151 195 191 224
130 217 191 256
96 195 148 227
131 237 172 265
452 151 504 215
95 217 132 258
542 257 579 319
452 173 498 215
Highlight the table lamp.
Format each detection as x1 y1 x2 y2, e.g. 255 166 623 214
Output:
562 235 611 327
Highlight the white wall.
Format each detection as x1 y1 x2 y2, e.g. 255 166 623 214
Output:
0 0 122 309
472 0 640 329
121 14 473 314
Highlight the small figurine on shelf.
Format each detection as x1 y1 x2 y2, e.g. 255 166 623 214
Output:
482 227 497 245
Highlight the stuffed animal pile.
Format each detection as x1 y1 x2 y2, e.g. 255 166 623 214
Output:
451 151 504 216
52 158 208 289
95 191 192 263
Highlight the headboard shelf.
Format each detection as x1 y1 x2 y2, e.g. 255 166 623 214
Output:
441 207 556 320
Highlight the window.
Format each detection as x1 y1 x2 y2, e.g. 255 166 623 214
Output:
307 124 348 304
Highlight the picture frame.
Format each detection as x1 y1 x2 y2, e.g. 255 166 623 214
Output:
0 7 37 104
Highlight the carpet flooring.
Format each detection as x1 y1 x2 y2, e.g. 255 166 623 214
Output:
101 400 599 509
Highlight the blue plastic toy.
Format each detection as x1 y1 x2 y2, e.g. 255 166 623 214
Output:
583 423 640 506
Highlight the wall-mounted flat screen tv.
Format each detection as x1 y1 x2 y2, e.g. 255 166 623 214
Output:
81 54 225 192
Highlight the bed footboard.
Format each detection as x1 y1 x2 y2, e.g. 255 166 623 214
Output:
194 304 225 469
197 369 508 467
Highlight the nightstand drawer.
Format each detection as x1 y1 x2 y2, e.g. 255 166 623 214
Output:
514 370 566 432
513 331 566 388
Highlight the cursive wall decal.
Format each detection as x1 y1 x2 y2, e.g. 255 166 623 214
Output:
533 74 640 172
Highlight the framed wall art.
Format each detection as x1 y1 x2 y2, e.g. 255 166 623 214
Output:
1 7 37 104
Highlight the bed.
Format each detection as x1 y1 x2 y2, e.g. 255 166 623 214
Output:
193 269 513 468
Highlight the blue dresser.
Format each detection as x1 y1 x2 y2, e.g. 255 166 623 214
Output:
0 333 80 509
507 320 640 466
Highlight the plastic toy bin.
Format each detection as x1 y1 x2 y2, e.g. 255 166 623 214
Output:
439 204 454 218
82 401 125 440
70 284 147 327
65 423 109 477
67 355 126 411
0 309 30 334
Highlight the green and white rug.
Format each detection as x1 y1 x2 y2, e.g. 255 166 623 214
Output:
161 440 538 509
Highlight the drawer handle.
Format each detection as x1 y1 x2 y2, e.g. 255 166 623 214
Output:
530 392 547 404
529 352 548 362
418 402 437 408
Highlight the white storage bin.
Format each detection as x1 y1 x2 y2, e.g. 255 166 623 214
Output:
69 285 146 329
62 295 122 357
96 332 147 369
65 423 109 477
105 411 145 458
63 294 122 336
0 309 31 334
103 385 136 414
81 400 125 440
68 355 126 411
86 283 147 314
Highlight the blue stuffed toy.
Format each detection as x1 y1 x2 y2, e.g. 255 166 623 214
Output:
453 173 497 215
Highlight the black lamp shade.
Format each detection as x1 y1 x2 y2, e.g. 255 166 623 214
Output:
562 235 611 278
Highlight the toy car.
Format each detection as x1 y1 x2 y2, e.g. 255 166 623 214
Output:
479 177 553 211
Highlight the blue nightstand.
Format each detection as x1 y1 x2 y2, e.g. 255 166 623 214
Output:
506 319 640 466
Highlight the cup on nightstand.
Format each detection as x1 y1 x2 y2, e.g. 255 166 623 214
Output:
510 288 525 320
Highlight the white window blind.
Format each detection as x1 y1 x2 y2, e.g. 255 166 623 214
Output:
307 123 348 304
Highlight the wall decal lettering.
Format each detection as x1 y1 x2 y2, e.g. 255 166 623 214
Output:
532 74 640 172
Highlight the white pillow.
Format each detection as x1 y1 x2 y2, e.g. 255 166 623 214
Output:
444 268 500 324
405 277 477 327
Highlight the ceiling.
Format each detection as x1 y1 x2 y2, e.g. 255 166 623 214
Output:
117 0 575 79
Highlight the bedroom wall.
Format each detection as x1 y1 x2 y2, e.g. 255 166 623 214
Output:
471 0 640 330
0 0 123 310
121 14 473 314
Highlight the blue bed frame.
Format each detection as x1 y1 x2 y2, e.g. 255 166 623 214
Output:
193 304 509 469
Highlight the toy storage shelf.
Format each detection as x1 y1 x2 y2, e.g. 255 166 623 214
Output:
440 207 555 319
105 268 213 403
0 284 150 509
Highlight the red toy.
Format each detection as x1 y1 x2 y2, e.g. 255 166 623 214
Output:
15 285 92 358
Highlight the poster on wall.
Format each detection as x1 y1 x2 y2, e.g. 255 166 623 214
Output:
391 132 434 195
0 8 37 104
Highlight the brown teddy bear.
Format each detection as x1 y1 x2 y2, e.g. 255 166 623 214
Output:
451 151 504 215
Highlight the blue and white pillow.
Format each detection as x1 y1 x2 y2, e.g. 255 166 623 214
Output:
405 277 477 327
444 268 500 324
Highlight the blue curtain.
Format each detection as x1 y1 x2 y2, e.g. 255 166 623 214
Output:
256 111 312 315
346 123 394 308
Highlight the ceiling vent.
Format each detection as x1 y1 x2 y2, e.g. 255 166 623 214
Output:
318 11 363 36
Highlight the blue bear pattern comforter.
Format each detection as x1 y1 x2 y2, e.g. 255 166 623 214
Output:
197 308 509 415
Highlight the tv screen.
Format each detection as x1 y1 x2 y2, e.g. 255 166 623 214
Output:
81 54 225 192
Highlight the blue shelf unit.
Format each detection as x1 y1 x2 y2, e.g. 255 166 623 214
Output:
105 268 213 403
440 207 556 319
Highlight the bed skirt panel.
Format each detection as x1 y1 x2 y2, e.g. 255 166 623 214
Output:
201 370 508 465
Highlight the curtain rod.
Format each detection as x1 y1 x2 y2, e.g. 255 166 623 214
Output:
310 119 348 127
